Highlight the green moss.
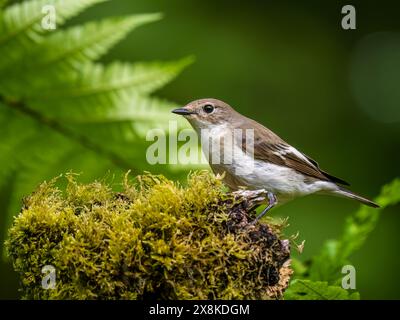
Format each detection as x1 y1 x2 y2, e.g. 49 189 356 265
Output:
5 171 291 300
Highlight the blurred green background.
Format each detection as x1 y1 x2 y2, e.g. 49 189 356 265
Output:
1 0 399 299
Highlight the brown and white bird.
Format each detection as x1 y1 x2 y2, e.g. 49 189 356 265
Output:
172 98 379 222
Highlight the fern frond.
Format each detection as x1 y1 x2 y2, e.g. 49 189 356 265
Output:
29 58 193 98
63 95 190 145
24 58 193 118
0 13 162 91
0 0 106 70
69 94 189 128
39 13 161 68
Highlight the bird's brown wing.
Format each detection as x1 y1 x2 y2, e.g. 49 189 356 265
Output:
254 141 349 185
238 120 350 185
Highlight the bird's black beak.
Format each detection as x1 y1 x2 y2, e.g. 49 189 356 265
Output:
171 108 196 115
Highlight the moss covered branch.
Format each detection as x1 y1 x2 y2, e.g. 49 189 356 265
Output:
5 171 291 299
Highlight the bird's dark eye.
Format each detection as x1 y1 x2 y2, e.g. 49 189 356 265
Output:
203 104 214 114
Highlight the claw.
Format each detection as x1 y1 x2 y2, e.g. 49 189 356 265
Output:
250 192 277 225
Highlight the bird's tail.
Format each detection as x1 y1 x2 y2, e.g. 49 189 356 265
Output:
334 187 380 208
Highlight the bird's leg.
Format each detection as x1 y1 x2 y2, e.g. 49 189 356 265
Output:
250 192 277 224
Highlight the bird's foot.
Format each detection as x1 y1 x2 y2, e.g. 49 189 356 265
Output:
250 192 277 225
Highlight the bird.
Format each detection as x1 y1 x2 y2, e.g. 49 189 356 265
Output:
172 98 379 222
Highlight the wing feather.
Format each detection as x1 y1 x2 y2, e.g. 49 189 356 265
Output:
237 120 350 185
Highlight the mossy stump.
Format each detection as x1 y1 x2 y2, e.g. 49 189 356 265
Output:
6 171 292 299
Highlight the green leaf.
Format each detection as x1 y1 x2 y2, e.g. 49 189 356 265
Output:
0 0 106 70
36 14 161 67
308 178 400 283
65 95 190 136
25 57 194 100
0 13 162 91
341 179 400 255
284 279 360 300
20 58 193 122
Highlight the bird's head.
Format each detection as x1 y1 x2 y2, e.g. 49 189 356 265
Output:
172 98 237 130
